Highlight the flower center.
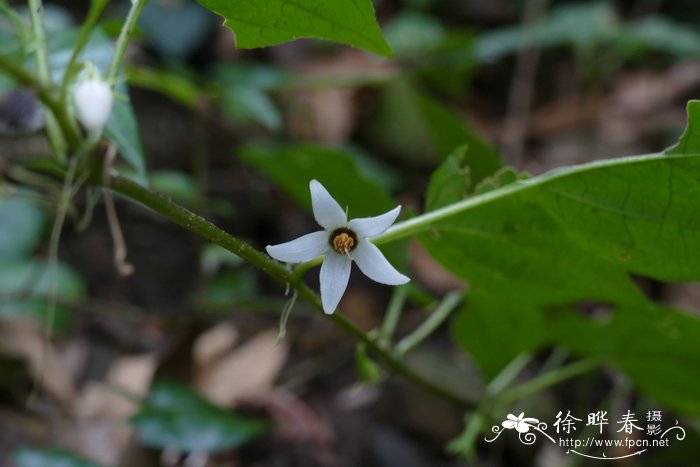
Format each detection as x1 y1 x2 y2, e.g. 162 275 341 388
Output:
330 228 357 255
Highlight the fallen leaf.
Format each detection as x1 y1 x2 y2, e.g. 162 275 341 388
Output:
196 329 288 407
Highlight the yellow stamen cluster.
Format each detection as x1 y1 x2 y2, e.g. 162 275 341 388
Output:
332 232 355 255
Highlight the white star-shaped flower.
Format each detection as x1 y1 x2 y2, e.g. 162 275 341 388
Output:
266 179 410 314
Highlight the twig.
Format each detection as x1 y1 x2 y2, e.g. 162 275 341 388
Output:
500 0 550 166
103 142 134 276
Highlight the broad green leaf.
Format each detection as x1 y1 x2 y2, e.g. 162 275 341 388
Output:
14 447 101 467
364 81 501 184
131 380 267 452
421 101 700 415
0 195 44 258
195 0 392 57
550 302 700 416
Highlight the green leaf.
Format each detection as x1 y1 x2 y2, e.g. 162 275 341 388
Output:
0 259 85 300
425 146 471 211
384 11 445 57
550 303 700 416
127 65 200 108
14 447 102 467
195 0 392 57
131 380 267 452
199 270 258 307
475 2 618 62
0 195 44 258
139 0 217 60
0 299 72 332
149 170 199 205
365 82 501 184
620 16 700 58
420 101 700 415
104 90 147 182
212 62 287 130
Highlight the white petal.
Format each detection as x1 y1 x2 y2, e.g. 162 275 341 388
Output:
310 179 347 230
266 231 329 263
347 205 401 238
319 252 351 314
502 421 517 429
352 240 409 285
73 79 113 131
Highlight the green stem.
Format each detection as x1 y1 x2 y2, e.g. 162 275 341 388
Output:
27 0 67 160
373 153 661 246
107 0 148 83
105 172 474 410
496 357 601 407
485 353 533 396
27 0 51 86
379 284 408 348
395 290 462 355
0 1 31 45
59 0 110 100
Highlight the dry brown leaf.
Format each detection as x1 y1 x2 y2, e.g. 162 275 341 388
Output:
192 322 239 368
0 318 75 406
59 419 132 467
196 329 288 407
77 353 157 419
72 353 158 466
283 49 396 144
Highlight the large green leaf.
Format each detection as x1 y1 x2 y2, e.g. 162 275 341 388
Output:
131 380 267 452
195 0 392 57
421 101 700 415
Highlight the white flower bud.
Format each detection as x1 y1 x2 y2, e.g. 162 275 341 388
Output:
73 79 113 131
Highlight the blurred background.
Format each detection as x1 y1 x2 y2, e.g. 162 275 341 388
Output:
2 0 700 465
